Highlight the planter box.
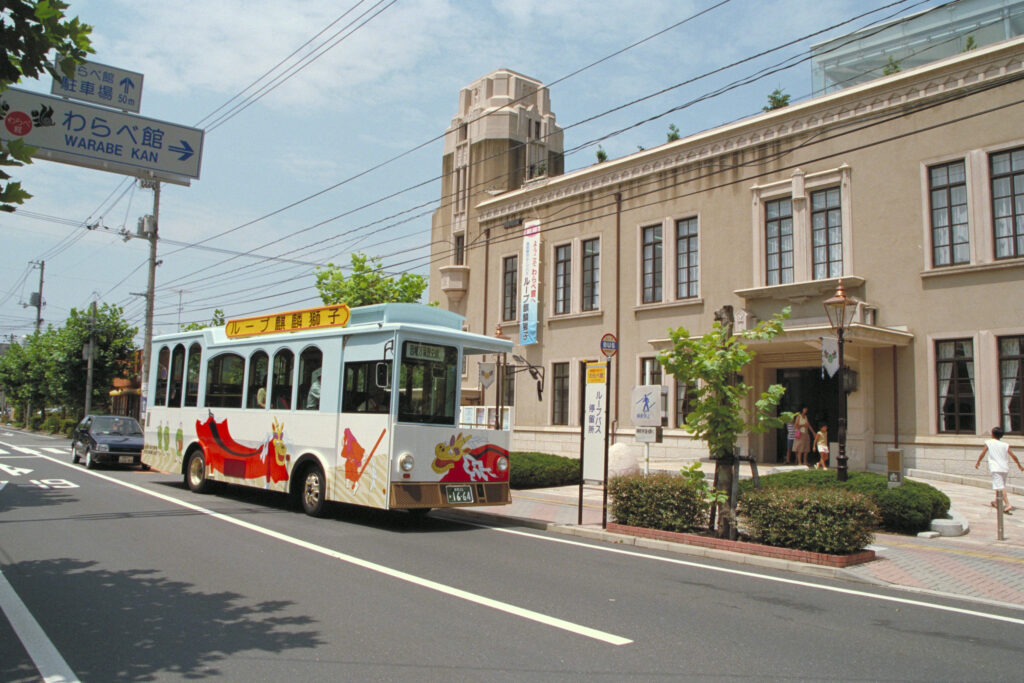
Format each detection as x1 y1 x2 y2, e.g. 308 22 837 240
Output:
607 523 875 568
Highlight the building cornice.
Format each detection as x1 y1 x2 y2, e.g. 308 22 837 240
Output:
477 36 1024 224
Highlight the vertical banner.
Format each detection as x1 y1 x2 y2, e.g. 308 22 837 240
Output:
821 336 839 378
582 362 608 482
519 219 541 345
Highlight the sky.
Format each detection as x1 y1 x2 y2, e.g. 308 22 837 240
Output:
0 0 953 344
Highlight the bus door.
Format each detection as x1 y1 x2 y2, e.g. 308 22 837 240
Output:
336 333 394 509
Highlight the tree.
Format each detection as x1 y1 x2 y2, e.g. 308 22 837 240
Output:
595 145 607 163
762 87 790 112
1 0 93 211
314 252 428 307
181 308 225 331
881 55 901 76
666 123 680 142
658 306 791 537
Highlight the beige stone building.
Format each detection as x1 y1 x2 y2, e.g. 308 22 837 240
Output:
429 39 1024 477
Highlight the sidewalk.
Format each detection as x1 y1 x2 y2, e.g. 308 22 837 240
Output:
445 464 1024 610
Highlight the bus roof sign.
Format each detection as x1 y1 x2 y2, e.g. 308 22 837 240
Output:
226 304 351 339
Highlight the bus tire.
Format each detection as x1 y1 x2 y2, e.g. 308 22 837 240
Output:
185 450 211 494
300 464 327 517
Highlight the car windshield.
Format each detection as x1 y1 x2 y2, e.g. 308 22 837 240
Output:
92 417 143 436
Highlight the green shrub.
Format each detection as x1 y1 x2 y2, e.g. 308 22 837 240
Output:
509 452 581 489
28 413 44 431
739 470 949 534
42 414 62 434
608 472 708 533
62 419 77 438
741 487 878 554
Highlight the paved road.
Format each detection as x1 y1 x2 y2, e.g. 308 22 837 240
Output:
3 429 1024 681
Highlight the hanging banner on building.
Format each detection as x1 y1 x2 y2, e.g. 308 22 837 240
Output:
478 362 496 389
582 362 608 482
519 219 541 345
821 336 839 378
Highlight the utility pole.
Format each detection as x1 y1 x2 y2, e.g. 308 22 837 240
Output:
137 179 160 414
84 300 96 416
28 260 45 332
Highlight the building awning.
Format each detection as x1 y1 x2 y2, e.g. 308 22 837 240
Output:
648 322 913 352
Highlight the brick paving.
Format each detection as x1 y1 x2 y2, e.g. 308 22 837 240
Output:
456 467 1024 609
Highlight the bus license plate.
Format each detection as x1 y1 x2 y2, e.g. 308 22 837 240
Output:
445 485 474 505
118 456 135 464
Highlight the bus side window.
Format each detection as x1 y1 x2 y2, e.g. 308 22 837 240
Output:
154 346 170 406
297 346 323 411
205 353 244 408
169 344 186 407
342 360 389 413
246 350 269 409
271 348 294 410
185 343 202 407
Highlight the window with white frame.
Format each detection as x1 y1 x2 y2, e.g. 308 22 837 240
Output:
999 334 1023 435
454 232 465 266
765 197 793 285
928 160 969 267
552 362 570 425
554 243 572 315
641 225 663 303
675 380 697 428
991 146 1024 260
675 217 699 299
811 187 842 280
582 238 600 311
502 255 518 322
936 338 975 434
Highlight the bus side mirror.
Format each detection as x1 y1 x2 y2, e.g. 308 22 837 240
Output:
375 362 390 390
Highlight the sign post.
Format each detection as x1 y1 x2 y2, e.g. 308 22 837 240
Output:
631 385 664 475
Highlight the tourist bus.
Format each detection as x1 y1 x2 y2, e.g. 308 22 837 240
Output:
142 303 513 516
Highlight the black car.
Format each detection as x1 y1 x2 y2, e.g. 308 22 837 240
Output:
72 415 145 469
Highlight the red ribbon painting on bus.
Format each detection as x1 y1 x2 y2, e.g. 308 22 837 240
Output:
432 433 508 483
195 415 290 484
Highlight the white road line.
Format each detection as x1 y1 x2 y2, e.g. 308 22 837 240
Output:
3 444 41 456
30 453 632 647
0 569 80 683
42 448 67 455
474 523 1024 627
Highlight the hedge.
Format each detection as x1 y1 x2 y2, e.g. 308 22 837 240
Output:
508 452 581 489
608 472 708 533
741 487 878 554
739 469 950 534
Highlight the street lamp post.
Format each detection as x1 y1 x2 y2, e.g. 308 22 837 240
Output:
824 280 856 482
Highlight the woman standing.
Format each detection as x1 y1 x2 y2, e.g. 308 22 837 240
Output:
792 407 814 467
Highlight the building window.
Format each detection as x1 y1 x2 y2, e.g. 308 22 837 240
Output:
765 197 793 286
554 244 571 315
502 255 518 322
999 335 1023 434
675 217 699 299
582 238 600 311
501 366 515 408
454 233 465 265
811 187 842 279
991 147 1024 259
642 225 662 303
640 357 668 427
675 381 696 428
929 160 969 266
936 339 975 434
552 362 569 425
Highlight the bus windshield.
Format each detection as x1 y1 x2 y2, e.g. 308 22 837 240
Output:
397 341 458 425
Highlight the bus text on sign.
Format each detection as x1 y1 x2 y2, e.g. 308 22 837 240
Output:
600 333 618 358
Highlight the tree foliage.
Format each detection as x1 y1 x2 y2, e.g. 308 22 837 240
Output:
0 303 136 419
1 0 94 211
762 87 790 112
181 308 225 331
314 252 428 307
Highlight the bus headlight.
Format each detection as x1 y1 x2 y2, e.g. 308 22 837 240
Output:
496 455 508 473
398 453 415 472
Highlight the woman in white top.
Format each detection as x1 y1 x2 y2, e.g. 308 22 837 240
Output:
975 426 1023 513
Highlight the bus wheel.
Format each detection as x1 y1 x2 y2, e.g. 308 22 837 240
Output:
300 465 326 517
186 451 211 493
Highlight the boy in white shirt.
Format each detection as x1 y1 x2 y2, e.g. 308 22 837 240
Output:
975 427 1023 513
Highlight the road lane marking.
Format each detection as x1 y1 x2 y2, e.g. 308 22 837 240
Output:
43 448 67 455
468 523 1024 627
29 453 632 647
0 569 80 683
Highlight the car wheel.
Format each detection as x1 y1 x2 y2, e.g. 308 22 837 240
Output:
185 450 211 493
71 441 80 464
300 464 327 517
85 449 98 470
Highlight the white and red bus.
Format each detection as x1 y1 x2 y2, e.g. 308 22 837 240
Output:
142 303 513 516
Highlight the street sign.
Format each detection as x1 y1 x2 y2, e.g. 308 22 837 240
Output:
635 426 662 443
582 362 608 483
600 333 618 358
0 87 203 185
51 60 144 113
631 385 663 426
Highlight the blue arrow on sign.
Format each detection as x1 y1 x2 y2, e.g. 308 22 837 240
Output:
119 77 135 94
168 140 194 161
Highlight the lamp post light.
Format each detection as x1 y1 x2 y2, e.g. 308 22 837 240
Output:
824 280 857 482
